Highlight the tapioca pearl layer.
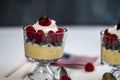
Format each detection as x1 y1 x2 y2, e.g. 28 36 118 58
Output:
24 42 64 60
101 47 120 65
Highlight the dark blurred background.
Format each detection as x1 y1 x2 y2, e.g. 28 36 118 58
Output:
0 0 120 26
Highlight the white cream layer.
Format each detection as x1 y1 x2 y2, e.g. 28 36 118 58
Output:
108 25 120 39
33 20 58 33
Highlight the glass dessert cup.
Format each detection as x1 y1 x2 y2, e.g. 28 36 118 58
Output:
23 27 67 80
101 30 120 79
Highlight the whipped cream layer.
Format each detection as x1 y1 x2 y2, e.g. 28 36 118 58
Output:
108 25 120 39
33 20 58 33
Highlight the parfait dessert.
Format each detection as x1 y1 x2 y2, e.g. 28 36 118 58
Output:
23 16 67 80
101 23 120 65
101 23 120 79
24 16 66 60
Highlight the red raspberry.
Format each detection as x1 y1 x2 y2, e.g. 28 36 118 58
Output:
104 29 109 36
103 29 111 44
102 36 108 44
55 27 64 42
111 34 119 46
61 75 71 80
38 16 51 26
35 30 44 43
111 34 118 38
85 62 94 72
103 29 119 46
47 30 55 43
104 29 111 37
26 25 36 40
57 27 64 32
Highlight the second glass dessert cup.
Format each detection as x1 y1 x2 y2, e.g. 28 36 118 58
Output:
101 30 120 79
23 28 67 80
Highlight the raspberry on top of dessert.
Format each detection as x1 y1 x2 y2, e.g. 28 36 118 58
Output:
102 23 120 47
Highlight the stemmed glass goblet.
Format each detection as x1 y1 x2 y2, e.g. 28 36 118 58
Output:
101 30 120 79
23 27 67 80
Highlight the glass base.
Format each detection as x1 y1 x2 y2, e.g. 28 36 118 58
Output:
110 68 120 80
101 60 120 80
28 63 55 80
25 55 57 80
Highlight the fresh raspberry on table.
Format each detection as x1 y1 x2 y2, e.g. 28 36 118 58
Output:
85 62 94 72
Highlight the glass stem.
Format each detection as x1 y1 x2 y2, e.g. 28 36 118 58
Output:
28 62 56 80
111 67 120 79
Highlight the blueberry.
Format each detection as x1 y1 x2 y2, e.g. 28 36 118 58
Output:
54 42 63 46
102 43 106 47
100 61 104 65
26 39 30 42
113 46 119 50
62 53 70 59
58 42 62 46
53 42 58 46
105 44 112 50
31 39 35 44
39 42 46 46
47 44 51 47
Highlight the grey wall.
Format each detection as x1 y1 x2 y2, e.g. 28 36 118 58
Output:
0 0 120 26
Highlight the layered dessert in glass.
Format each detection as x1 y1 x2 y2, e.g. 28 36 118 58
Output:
23 16 67 80
24 17 67 60
101 23 120 65
101 23 120 79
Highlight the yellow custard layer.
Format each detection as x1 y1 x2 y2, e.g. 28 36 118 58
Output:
24 42 64 60
101 47 120 65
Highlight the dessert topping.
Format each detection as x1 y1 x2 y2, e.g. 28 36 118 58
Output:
103 28 119 46
56 27 64 42
104 29 110 36
26 25 36 40
47 30 55 43
35 30 44 43
39 16 51 26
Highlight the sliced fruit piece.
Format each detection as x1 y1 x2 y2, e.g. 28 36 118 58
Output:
38 16 51 26
47 30 55 43
35 30 44 43
26 25 36 40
